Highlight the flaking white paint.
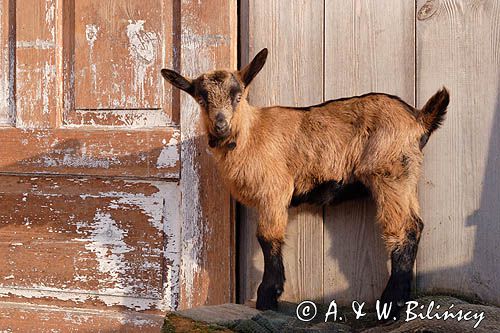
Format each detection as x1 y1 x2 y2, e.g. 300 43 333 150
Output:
85 24 100 91
42 63 55 115
126 20 158 106
74 210 133 295
0 286 167 311
178 15 230 307
16 40 56 49
157 130 180 168
178 24 207 307
73 181 180 309
64 109 171 128
45 0 55 42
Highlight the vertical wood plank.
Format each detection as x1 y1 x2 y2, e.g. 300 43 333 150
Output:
240 0 324 304
15 0 57 128
57 0 74 126
0 0 14 125
323 0 415 304
416 0 500 305
179 0 237 309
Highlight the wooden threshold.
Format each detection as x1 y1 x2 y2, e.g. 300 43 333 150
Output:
0 301 164 332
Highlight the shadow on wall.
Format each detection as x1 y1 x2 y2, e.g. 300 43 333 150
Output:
416 83 500 305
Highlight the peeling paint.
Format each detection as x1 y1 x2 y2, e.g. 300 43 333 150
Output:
45 0 56 41
16 40 56 49
0 3 8 125
65 109 171 128
126 20 158 104
0 287 167 311
85 24 100 91
157 130 180 168
161 183 181 310
177 17 224 307
0 177 182 311
85 24 99 49
42 63 55 115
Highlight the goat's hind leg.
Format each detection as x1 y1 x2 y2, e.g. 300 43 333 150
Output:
380 212 423 316
370 178 423 317
255 208 287 310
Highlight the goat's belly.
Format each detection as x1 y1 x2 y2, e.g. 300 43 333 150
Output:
290 180 370 207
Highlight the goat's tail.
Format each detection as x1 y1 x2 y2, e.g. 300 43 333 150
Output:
418 87 449 137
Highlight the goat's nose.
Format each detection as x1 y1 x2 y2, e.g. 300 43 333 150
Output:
214 113 228 131
215 119 228 130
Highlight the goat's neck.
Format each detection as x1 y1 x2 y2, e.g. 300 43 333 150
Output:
212 99 258 159
233 99 257 147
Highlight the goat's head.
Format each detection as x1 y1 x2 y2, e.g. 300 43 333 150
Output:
161 48 268 142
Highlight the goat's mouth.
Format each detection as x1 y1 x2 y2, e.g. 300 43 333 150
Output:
213 126 230 138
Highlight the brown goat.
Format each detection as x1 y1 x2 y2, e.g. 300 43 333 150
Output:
161 48 449 315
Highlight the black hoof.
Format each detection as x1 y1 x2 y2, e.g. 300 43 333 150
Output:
256 283 283 311
380 272 411 320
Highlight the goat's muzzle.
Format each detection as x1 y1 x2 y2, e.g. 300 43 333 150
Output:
214 114 230 137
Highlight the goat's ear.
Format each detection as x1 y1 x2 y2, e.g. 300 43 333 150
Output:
161 69 194 95
239 48 268 87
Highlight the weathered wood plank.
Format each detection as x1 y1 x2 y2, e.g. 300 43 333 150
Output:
323 200 389 304
0 301 164 332
15 0 58 128
0 175 180 311
416 0 500 306
240 0 324 304
323 0 415 304
284 205 324 302
0 127 180 179
0 0 13 125
178 0 236 309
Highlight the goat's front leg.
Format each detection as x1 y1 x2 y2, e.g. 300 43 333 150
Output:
255 207 288 311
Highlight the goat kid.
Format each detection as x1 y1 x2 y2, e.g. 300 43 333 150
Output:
161 49 449 316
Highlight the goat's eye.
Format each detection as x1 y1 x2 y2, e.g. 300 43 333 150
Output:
235 94 242 103
197 98 206 107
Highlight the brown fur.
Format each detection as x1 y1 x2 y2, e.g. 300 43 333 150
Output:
162 49 449 310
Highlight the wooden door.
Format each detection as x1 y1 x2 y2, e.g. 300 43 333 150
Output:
0 0 236 317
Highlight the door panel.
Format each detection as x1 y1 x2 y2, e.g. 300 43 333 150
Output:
73 0 172 114
0 176 179 308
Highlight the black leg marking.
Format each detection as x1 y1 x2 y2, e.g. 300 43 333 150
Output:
380 220 422 319
290 181 370 207
256 236 285 311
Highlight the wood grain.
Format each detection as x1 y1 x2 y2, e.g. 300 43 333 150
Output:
240 0 324 303
178 0 236 309
0 175 180 311
0 0 13 125
416 0 500 306
322 0 415 305
15 0 58 128
0 127 180 179
0 301 164 332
